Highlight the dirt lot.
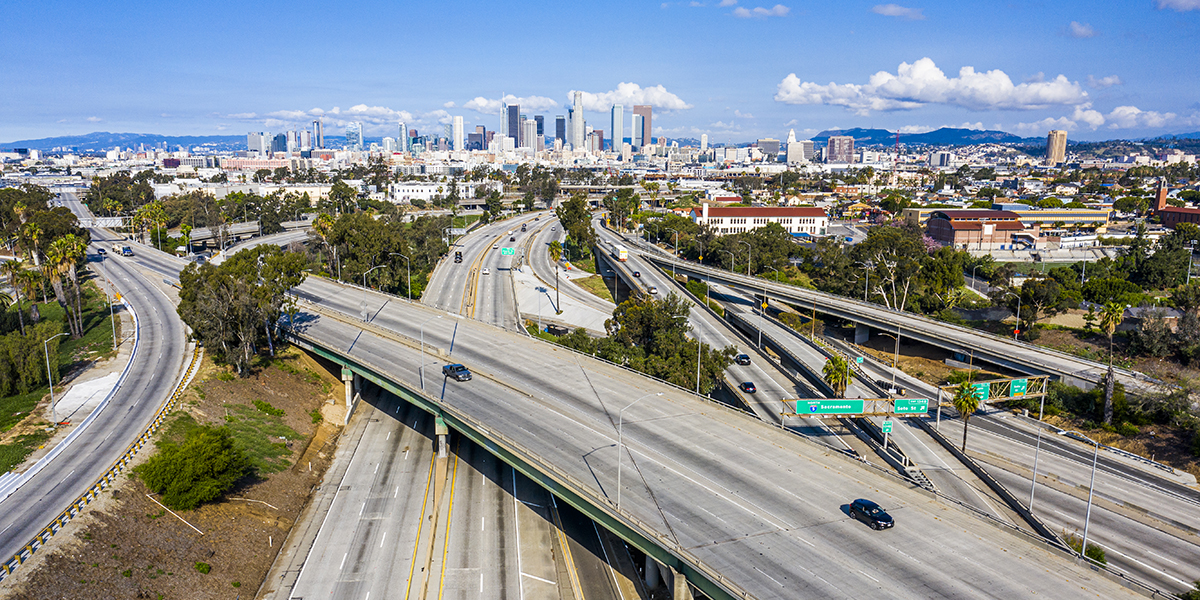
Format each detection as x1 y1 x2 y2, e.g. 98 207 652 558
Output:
3 347 345 600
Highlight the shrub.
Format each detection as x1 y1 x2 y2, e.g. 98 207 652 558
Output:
135 426 248 511
1117 422 1139 437
309 408 323 424
194 562 211 574
1063 531 1107 565
253 399 285 417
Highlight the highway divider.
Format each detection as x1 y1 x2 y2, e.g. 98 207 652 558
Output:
0 340 204 582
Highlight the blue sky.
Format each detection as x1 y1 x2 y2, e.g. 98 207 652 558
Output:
3 0 1199 144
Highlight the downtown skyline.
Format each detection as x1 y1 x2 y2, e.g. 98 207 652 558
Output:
3 0 1199 144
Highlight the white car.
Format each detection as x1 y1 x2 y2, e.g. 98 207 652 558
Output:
481 267 490 275
492 244 498 249
648 286 658 295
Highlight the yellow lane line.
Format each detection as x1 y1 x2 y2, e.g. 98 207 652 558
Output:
404 449 438 600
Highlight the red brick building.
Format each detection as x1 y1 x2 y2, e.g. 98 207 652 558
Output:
926 210 1040 250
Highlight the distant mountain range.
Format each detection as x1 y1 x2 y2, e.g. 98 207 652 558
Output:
811 127 1041 146
0 132 252 151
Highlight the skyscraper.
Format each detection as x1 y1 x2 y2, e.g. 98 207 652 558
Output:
534 115 544 137
522 119 537 150
610 105 624 153
1046 130 1067 166
826 135 855 163
272 133 288 153
700 134 708 152
345 122 364 151
452 116 464 151
571 92 586 151
555 116 566 143
313 120 324 149
506 105 521 147
399 122 409 153
631 114 644 148
247 132 268 155
632 105 652 148
299 130 312 150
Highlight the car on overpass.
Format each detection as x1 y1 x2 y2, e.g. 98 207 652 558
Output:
849 499 894 530
443 364 472 381
481 267 490 275
735 353 751 365
739 381 756 394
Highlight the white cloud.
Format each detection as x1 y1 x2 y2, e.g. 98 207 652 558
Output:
227 104 457 135
690 1 705 5
443 101 457 108
774 57 1088 115
955 122 984 130
897 124 934 134
871 4 925 20
734 109 754 118
1086 75 1122 89
462 94 559 115
1015 103 1177 133
1157 0 1200 11
571 83 693 112
732 4 789 18
86 116 102 122
1067 21 1096 38
718 0 737 5
709 121 739 129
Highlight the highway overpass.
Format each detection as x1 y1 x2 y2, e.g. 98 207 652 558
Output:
281 276 1154 599
637 249 1157 395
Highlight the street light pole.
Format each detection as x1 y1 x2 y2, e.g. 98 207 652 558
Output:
1028 425 1044 513
971 265 979 294
1006 291 1023 340
667 228 680 276
617 392 663 511
392 252 411 301
722 250 735 274
739 240 751 276
855 260 872 301
763 266 779 349
418 315 441 390
363 264 386 320
45 332 69 423
1068 431 1102 562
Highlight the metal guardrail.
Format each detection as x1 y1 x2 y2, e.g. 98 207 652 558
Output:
0 342 203 582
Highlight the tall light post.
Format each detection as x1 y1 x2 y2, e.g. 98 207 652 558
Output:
363 264 386 320
854 261 872 301
667 228 680 276
878 325 902 391
1064 430 1102 562
418 315 441 390
739 240 751 276
722 250 735 274
970 264 980 294
617 392 663 510
1028 425 1044 513
1005 290 1023 340
1188 244 1195 285
45 332 69 423
392 252 411 301
673 314 701 394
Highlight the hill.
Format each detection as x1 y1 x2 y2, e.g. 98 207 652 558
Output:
812 127 1038 146
0 132 246 152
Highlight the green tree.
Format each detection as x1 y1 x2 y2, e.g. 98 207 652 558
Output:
1099 302 1124 425
135 425 248 511
952 382 981 452
822 355 850 398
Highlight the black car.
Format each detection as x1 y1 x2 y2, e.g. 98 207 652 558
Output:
739 381 756 394
96 248 107 256
849 499 894 530
875 379 907 396
632 270 641 277
443 364 472 381
509 236 516 242
735 353 751 366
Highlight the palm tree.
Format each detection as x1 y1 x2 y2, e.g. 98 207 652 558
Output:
45 236 84 338
2 258 26 335
22 222 42 266
952 382 982 452
16 269 43 323
822 355 850 398
1099 302 1124 425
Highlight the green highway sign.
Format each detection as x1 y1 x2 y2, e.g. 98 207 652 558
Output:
500 247 515 256
972 382 990 402
1010 378 1028 397
894 398 929 414
855 357 863 363
882 420 893 433
798 400 865 415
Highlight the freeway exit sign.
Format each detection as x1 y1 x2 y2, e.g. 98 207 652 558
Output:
893 398 929 414
1010 378 1028 397
798 400 865 415
972 382 990 402
501 247 515 255
882 420 893 433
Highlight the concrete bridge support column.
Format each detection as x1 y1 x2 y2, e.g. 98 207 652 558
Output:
855 323 871 344
644 555 660 590
341 367 354 408
435 416 449 458
663 566 694 600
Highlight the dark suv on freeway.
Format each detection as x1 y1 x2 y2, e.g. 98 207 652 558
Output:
849 499 894 530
